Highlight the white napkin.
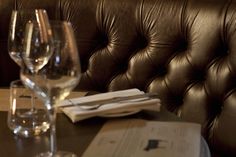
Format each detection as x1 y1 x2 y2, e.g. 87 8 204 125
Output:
59 89 161 123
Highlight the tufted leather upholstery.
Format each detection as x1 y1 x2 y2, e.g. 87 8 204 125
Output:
1 0 236 156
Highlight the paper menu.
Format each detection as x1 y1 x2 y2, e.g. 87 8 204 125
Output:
82 119 201 157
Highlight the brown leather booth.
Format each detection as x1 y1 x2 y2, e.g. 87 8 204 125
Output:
1 0 236 156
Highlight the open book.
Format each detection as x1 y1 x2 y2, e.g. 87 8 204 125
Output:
82 119 201 157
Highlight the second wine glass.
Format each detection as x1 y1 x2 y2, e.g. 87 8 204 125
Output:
21 21 81 157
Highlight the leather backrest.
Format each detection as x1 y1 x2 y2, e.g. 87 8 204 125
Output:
59 0 236 156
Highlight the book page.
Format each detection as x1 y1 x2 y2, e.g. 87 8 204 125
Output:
82 119 201 157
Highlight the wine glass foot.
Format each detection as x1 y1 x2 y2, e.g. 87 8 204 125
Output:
36 151 77 157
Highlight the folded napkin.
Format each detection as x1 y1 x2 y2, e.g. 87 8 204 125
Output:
59 89 161 123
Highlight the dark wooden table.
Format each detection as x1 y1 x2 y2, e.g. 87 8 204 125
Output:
0 107 210 157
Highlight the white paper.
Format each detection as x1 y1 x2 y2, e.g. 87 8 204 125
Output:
82 119 201 157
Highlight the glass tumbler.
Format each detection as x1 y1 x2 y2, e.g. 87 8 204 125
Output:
7 80 50 138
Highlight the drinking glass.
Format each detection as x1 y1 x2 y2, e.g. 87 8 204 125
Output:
21 21 81 157
8 9 52 137
8 80 49 137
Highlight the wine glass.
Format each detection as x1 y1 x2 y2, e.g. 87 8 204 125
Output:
8 9 49 67
7 9 51 137
21 21 81 157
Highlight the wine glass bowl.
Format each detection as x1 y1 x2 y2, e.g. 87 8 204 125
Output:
21 21 81 157
8 9 49 67
23 14 53 74
21 21 80 105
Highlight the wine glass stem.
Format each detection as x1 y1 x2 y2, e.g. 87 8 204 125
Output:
31 92 35 112
31 73 37 112
48 106 57 155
